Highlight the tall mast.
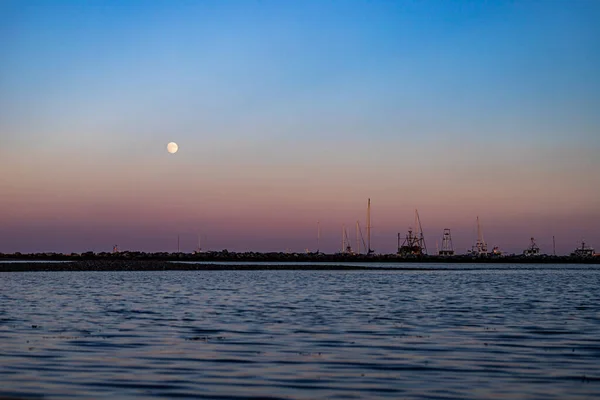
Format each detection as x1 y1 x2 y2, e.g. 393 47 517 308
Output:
356 221 368 253
477 216 485 245
553 235 556 256
356 221 360 255
473 216 487 254
415 209 427 255
366 199 370 252
414 210 419 236
317 221 321 253
341 224 345 253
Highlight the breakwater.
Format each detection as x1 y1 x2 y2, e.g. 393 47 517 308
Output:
0 260 382 272
2 259 600 272
1 251 599 265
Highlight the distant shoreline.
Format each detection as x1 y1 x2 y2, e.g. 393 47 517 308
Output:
0 260 393 272
1 258 600 272
1 252 599 265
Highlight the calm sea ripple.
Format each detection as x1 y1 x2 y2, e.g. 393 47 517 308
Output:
1 267 600 399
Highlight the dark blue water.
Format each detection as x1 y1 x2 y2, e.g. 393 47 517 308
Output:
1 266 600 399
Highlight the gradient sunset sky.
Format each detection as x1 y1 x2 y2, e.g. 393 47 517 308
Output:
1 1 599 255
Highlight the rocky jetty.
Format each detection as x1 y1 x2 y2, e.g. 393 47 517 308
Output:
0 260 384 272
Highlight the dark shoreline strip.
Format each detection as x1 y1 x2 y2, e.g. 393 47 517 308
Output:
0 262 401 272
1 261 599 272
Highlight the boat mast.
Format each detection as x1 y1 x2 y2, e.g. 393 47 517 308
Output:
415 209 427 255
356 221 368 253
475 216 487 253
356 221 360 255
317 220 321 253
477 216 483 246
366 199 370 252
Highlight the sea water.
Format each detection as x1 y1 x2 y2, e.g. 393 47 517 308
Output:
1 266 599 399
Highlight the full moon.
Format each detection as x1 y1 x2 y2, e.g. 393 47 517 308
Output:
167 142 178 154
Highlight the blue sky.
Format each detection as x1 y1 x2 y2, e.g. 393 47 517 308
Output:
3 0 599 145
1 1 599 253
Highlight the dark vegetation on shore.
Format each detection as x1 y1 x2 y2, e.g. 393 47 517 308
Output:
1 250 599 267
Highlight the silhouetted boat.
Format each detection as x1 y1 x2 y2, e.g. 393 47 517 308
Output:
571 240 595 258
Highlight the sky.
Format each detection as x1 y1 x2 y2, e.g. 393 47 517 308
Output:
1 0 599 255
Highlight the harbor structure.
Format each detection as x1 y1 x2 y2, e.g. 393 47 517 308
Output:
438 228 455 256
469 216 488 257
491 246 503 256
571 240 595 258
397 229 424 256
397 210 427 256
523 237 541 257
194 234 202 254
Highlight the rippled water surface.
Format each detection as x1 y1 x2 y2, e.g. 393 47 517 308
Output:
1 266 600 399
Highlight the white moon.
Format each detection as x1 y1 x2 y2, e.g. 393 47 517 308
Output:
167 142 178 154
